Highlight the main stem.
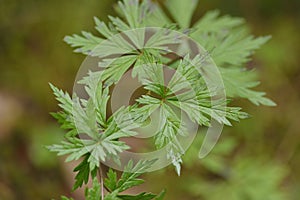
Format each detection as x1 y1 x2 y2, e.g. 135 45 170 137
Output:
98 163 104 200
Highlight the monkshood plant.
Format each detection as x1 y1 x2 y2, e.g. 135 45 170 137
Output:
49 0 275 199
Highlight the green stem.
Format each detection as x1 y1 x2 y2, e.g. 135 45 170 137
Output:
99 163 105 200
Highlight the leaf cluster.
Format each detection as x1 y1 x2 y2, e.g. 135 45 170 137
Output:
49 0 275 199
60 160 165 200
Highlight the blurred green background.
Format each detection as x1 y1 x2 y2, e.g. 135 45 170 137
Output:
0 0 299 199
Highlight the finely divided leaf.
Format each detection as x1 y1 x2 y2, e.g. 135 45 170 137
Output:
165 0 199 28
212 33 271 66
192 10 244 34
85 177 101 200
64 31 103 55
220 67 276 106
73 155 98 191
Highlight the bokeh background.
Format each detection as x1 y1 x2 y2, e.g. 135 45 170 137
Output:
0 0 299 199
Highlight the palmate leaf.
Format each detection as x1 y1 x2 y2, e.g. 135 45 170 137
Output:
188 10 274 106
49 81 137 185
96 34 178 87
192 33 273 105
135 93 186 169
86 139 130 170
63 0 273 107
133 53 249 174
165 55 248 126
136 93 185 172
47 135 128 169
48 133 130 171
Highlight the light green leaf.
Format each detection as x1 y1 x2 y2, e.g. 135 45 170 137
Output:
64 31 103 55
116 160 157 192
165 0 199 28
100 55 137 86
104 169 118 191
50 83 73 114
192 10 244 34
85 177 101 200
220 67 276 106
212 32 271 66
117 0 149 28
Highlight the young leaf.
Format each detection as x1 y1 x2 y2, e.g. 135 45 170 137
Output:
165 0 199 28
212 33 271 66
220 67 276 106
73 155 98 191
116 160 147 192
100 55 137 86
117 0 149 28
144 2 171 27
104 169 118 192
85 177 101 200
192 10 244 34
50 83 73 114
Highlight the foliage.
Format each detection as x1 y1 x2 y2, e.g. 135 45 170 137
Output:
49 0 277 199
60 160 165 200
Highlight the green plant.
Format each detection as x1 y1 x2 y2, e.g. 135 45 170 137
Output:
49 0 275 199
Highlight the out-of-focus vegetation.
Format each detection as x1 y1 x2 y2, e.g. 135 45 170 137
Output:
0 0 299 199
